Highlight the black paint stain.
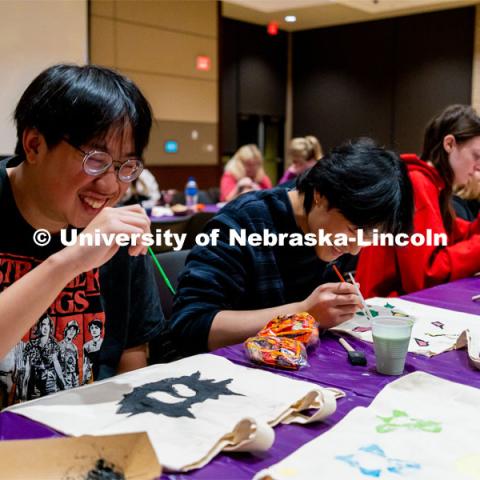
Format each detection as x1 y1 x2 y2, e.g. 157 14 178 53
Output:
117 371 243 419
86 459 125 480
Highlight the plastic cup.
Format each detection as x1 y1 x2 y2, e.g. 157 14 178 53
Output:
372 316 414 375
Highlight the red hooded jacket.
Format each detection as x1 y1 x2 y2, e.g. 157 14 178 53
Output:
356 154 480 297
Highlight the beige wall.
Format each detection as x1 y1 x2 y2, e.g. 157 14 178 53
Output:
0 0 88 154
90 0 218 166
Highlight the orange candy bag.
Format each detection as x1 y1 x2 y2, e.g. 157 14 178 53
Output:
257 312 319 347
244 336 308 370
244 312 318 370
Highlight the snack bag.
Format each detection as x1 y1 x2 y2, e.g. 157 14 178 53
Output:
244 336 308 370
258 312 319 347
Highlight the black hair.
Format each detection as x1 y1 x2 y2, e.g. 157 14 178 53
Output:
14 64 152 157
88 319 103 331
296 139 414 234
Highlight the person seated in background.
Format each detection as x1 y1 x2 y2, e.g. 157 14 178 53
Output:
278 136 323 185
120 168 161 207
453 168 480 221
170 140 413 354
356 104 480 298
220 144 272 202
0 64 164 407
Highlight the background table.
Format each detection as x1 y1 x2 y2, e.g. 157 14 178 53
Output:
149 205 220 253
150 204 220 223
1 277 479 479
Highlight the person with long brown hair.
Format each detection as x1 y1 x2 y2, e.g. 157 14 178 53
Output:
356 104 480 297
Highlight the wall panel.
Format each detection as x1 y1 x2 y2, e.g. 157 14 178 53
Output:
293 20 395 151
0 0 88 154
115 23 217 80
393 8 474 152
90 0 219 184
115 0 217 37
292 7 475 153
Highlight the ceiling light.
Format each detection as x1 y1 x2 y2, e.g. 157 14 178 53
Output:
284 15 296 23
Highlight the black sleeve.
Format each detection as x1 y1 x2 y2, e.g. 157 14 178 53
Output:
126 253 166 348
169 214 250 356
100 248 165 358
452 196 475 221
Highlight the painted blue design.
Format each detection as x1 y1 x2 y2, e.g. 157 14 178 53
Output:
336 453 381 478
335 444 421 477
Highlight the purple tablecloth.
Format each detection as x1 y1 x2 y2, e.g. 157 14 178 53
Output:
1 277 479 479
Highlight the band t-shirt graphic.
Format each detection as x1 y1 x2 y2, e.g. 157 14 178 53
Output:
0 254 106 405
0 157 165 409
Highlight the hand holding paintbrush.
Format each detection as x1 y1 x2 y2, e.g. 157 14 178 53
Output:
347 272 373 321
332 265 373 321
331 265 369 365
300 281 362 329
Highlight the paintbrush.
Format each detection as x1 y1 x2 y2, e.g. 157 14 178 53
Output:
148 246 176 295
331 265 372 321
332 263 346 283
347 272 373 321
338 337 367 366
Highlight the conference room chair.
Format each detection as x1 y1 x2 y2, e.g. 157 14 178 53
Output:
148 249 190 364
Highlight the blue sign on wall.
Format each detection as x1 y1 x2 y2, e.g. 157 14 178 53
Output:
164 140 179 153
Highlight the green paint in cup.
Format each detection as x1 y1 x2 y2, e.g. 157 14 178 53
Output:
372 316 414 375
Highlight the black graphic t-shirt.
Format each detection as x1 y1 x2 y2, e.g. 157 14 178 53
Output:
0 157 165 408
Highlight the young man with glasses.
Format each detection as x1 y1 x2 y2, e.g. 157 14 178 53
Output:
0 64 164 407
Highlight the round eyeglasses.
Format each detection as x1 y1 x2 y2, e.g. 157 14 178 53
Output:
65 140 143 183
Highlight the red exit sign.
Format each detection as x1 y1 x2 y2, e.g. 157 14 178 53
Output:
196 55 211 71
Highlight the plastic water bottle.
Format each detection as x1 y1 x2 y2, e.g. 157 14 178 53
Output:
185 176 198 210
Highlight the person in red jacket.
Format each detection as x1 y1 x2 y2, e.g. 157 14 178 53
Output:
356 104 480 297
